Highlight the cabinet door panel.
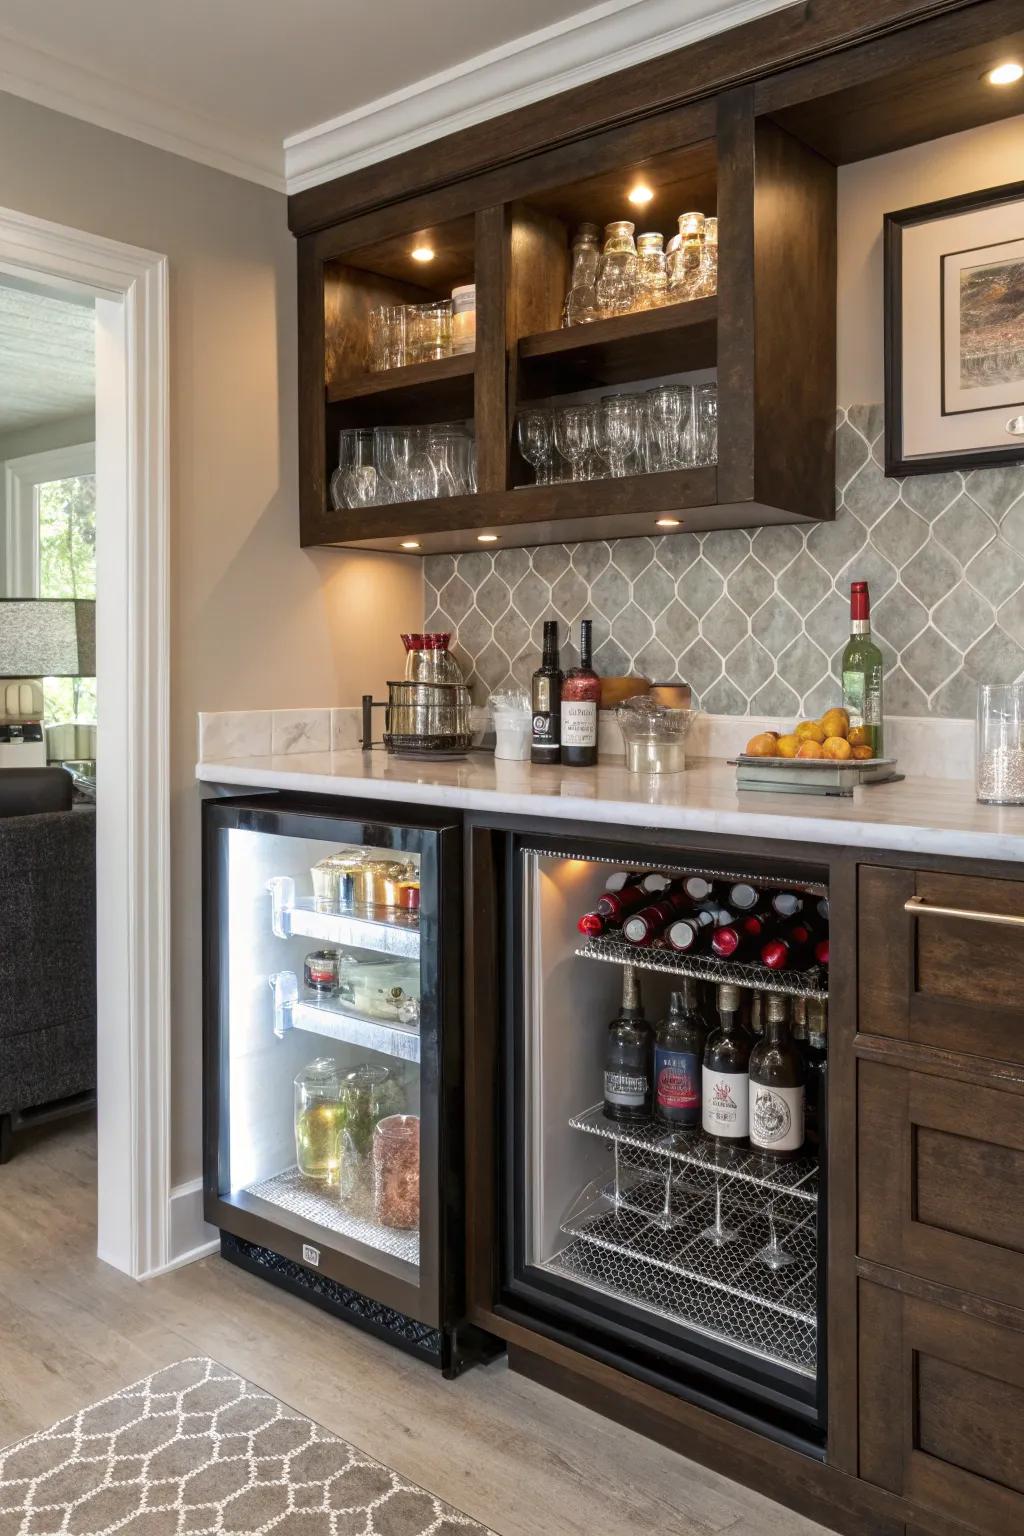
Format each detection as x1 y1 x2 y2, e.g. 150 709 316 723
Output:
858 1062 1024 1307
859 1281 1024 1536
858 865 1024 1063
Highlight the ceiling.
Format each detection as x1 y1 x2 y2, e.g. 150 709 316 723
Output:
0 282 95 439
0 0 794 191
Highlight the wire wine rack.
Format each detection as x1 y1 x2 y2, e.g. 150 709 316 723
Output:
575 933 828 998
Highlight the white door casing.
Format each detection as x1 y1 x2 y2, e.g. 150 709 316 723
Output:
0 206 171 1278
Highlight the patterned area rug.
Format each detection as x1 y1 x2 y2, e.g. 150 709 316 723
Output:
0 1358 492 1535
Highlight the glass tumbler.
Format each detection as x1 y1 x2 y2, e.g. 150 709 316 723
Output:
367 304 406 371
409 301 452 362
976 682 1024 803
595 220 638 316
695 382 718 466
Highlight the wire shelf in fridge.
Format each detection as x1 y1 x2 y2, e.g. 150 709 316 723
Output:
575 933 828 998
289 999 421 1062
569 1104 819 1202
244 1166 420 1268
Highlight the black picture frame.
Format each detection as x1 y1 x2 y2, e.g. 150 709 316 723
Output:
883 179 1024 478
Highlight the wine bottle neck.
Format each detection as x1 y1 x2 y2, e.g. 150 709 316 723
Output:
850 619 871 637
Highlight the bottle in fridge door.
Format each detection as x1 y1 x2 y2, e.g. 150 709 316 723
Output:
202 794 477 1376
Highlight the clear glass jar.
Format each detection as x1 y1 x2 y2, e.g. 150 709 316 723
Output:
294 1058 345 1183
696 215 718 298
562 223 601 326
635 232 668 309
338 1064 397 1209
976 682 1024 803
373 1114 420 1229
408 301 452 362
595 220 638 317
451 284 476 354
667 211 705 301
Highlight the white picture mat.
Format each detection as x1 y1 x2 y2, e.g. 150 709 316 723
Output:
901 196 1024 458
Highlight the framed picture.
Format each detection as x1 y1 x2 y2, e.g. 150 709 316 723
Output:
884 180 1024 476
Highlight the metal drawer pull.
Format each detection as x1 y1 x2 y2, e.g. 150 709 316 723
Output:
904 894 1024 929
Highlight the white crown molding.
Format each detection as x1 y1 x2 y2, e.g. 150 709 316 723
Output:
0 30 285 192
284 0 798 195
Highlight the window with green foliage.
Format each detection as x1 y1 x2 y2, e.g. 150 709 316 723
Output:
37 473 97 725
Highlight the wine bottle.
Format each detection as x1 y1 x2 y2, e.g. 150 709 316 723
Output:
560 618 600 767
605 871 640 893
702 983 752 1147
597 883 650 921
749 995 806 1160
761 919 814 971
640 872 673 893
682 875 714 902
577 910 606 937
665 909 714 951
654 981 707 1130
622 890 691 946
727 882 760 911
842 579 884 755
603 966 652 1123
530 620 562 765
804 996 828 1151
771 891 804 918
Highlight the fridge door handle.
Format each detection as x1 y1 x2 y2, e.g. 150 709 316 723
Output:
904 893 1024 928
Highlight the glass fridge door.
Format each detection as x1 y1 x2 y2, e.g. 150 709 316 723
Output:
204 797 457 1329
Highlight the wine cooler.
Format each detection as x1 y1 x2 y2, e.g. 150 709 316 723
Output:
202 794 471 1373
502 834 829 1451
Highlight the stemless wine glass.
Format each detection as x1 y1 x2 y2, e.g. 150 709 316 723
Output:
695 382 718 465
407 427 440 501
367 305 406 371
517 409 554 485
553 404 592 482
599 394 642 478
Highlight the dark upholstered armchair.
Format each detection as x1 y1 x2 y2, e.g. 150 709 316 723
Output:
0 768 96 1160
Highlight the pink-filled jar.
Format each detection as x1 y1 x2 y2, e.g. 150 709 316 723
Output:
373 1114 420 1229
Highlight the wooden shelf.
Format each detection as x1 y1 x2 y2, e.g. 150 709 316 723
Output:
327 351 475 423
517 299 717 398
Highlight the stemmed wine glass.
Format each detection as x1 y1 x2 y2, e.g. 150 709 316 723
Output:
695 382 718 465
597 394 642 478
646 385 693 472
517 409 554 485
553 404 592 482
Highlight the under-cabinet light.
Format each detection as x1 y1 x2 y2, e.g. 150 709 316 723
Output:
411 245 435 262
400 540 420 549
477 534 498 542
656 517 681 527
628 184 655 206
984 60 1023 85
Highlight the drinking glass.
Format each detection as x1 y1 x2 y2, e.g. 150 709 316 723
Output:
646 384 690 472
563 223 601 327
367 305 406 371
635 232 668 310
598 394 642 478
595 220 638 316
517 409 554 485
696 216 718 299
695 382 718 465
553 404 592 482
408 301 452 363
374 425 412 503
428 427 463 499
330 428 374 508
976 681 1024 803
407 427 440 501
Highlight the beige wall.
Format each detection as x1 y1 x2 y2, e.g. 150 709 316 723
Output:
0 91 423 1185
837 113 1024 405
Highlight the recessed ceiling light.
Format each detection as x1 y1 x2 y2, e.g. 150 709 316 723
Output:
656 516 681 528
984 60 1023 85
411 245 435 262
628 184 654 207
400 540 420 549
477 534 498 543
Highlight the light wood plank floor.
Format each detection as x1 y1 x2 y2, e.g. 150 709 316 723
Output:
0 1117 828 1535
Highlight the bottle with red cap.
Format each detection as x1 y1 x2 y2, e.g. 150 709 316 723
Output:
841 579 884 756
622 889 691 947
761 918 815 972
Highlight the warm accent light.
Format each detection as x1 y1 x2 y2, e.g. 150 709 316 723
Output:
984 60 1023 85
400 540 420 549
628 184 655 207
656 516 681 528
411 245 435 262
477 534 498 543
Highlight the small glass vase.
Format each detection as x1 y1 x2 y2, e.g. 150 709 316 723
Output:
976 682 1024 804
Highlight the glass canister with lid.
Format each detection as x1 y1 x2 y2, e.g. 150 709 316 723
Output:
339 1062 400 1207
562 222 601 326
668 211 706 300
635 232 668 309
595 220 638 316
294 1058 345 1183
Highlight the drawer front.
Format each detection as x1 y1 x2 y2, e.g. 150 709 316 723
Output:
859 1061 1024 1306
859 865 1024 1063
860 1280 1024 1536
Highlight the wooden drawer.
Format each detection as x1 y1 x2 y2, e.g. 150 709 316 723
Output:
859 1061 1024 1307
859 865 1024 1063
860 1279 1024 1536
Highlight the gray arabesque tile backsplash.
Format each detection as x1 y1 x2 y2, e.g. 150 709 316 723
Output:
424 407 1024 719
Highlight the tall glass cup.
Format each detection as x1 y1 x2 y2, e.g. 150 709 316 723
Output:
976 682 1024 803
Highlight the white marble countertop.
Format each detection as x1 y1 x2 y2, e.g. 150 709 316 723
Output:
196 749 1024 864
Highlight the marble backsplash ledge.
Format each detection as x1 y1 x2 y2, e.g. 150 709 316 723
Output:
424 405 1024 719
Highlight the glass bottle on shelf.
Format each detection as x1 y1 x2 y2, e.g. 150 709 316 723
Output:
562 223 601 327
749 995 806 1160
667 211 705 301
695 215 718 297
635 232 668 309
603 965 652 1123
595 220 639 317
654 981 707 1130
702 983 751 1149
294 1059 345 1184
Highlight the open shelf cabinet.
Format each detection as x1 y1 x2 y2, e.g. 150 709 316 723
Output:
297 94 836 554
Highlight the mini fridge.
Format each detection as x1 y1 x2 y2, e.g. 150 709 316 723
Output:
202 793 473 1374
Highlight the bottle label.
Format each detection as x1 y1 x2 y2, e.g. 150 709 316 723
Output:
604 1068 647 1108
702 1067 748 1138
655 1049 700 1115
842 664 883 727
561 700 597 748
532 710 559 749
750 1083 805 1152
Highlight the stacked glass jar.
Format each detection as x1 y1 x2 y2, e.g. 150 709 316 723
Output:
562 212 717 326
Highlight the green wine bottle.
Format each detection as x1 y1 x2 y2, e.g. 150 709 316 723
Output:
841 580 884 755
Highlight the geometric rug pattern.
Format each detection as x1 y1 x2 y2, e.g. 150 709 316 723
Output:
0 1358 492 1535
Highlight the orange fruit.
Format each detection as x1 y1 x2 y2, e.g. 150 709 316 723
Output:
776 733 800 758
796 740 826 760
851 744 874 760
820 708 850 740
822 735 852 761
745 732 779 757
847 725 871 749
795 721 826 744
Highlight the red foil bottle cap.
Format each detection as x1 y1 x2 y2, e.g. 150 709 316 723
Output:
761 939 787 970
850 581 870 621
815 938 830 966
711 925 740 957
577 911 604 936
